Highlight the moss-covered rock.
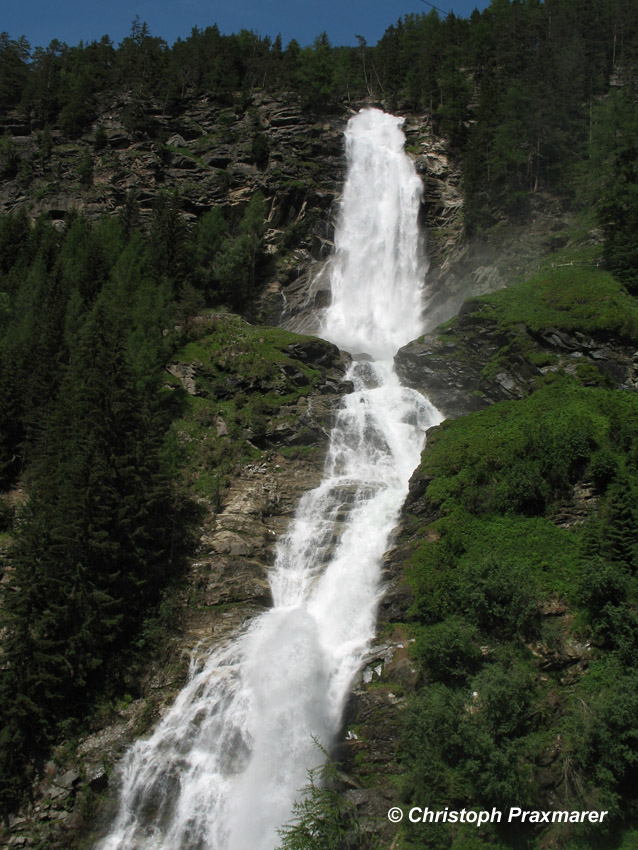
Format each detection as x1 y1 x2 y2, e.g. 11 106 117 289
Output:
396 263 638 419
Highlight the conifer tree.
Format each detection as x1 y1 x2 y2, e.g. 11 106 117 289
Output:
149 192 190 295
601 475 638 570
213 192 265 308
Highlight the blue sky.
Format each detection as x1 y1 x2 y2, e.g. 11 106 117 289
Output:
3 0 491 51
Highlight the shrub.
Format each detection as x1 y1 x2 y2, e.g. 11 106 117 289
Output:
459 556 539 639
414 617 482 682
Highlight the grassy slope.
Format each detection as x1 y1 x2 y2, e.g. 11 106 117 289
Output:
472 265 638 342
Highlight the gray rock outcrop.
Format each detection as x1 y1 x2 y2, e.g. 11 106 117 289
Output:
395 301 638 420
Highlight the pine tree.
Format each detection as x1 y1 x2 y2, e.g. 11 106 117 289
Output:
213 192 265 308
297 33 336 113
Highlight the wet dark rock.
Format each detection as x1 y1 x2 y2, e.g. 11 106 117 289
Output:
286 338 340 367
85 763 109 793
279 363 307 386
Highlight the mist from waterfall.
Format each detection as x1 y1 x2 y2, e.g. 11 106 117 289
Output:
95 107 442 850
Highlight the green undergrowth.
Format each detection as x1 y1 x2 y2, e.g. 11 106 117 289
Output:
419 379 636 516
175 313 322 387
411 512 582 606
396 374 638 849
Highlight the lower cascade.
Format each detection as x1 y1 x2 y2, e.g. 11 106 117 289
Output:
96 107 442 850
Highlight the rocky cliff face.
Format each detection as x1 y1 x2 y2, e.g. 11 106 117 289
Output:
1 92 342 225
1 92 468 315
395 299 638 420
1 91 482 334
3 82 577 335
4 83 570 343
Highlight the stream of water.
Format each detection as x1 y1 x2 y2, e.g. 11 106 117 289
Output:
96 107 442 850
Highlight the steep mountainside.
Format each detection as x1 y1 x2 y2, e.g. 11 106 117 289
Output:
0 315 350 849
1 87 577 330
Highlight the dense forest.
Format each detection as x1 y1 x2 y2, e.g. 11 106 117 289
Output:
0 0 638 848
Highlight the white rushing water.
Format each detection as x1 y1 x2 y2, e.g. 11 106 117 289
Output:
96 108 442 850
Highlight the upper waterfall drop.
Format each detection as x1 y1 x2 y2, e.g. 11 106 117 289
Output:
321 108 427 359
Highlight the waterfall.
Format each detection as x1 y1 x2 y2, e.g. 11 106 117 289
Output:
322 108 426 359
96 107 442 850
